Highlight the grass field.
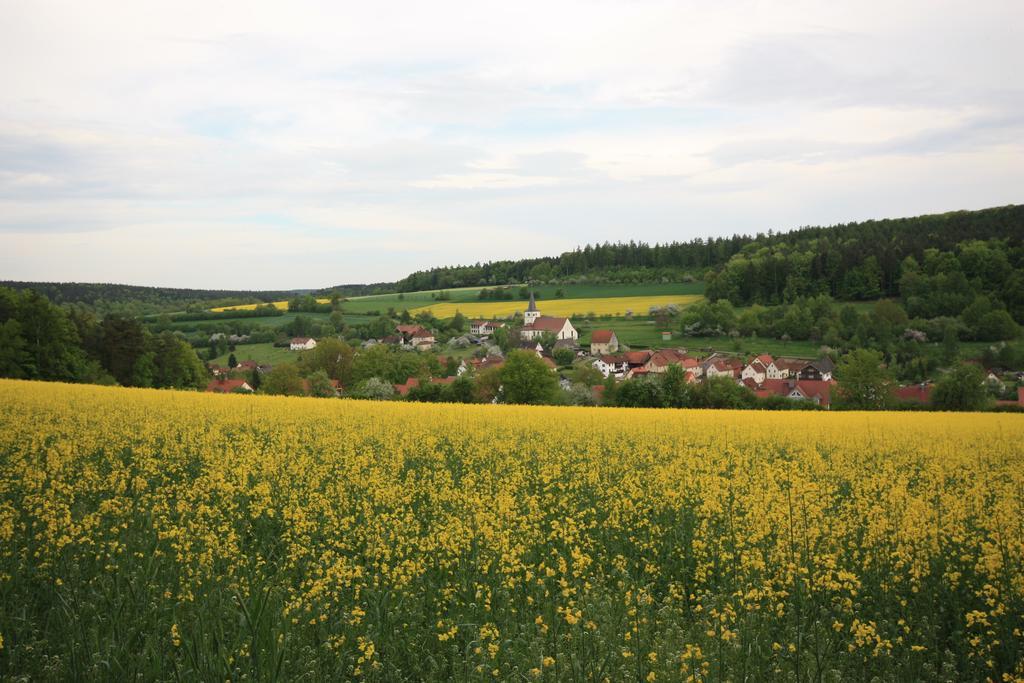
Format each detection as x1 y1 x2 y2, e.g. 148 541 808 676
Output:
1 379 1021 680
208 342 302 366
575 319 823 355
165 311 378 332
413 294 703 319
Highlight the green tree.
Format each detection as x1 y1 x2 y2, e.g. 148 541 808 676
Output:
492 327 512 354
263 364 305 396
228 353 238 369
941 323 960 365
499 350 559 404
306 370 337 397
661 364 690 408
353 377 395 400
553 347 575 366
450 311 467 333
301 338 355 383
7 289 87 381
99 315 150 386
152 332 206 389
834 349 893 410
571 364 603 387
249 367 262 392
931 363 990 411
0 319 29 378
442 376 476 403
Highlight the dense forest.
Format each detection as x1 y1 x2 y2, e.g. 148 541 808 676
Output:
0 281 390 315
392 205 1024 298
0 287 208 389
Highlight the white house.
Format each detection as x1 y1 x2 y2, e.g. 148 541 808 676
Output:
470 320 506 337
590 329 619 355
741 354 774 384
290 337 317 351
396 324 435 349
594 354 629 379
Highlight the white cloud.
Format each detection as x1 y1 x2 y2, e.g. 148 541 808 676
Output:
0 0 1021 288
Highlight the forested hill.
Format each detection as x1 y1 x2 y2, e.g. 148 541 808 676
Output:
0 281 388 314
392 204 1023 296
704 204 1023 307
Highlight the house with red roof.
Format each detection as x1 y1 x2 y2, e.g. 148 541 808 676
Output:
742 354 774 384
642 349 693 374
393 377 420 396
395 325 435 349
205 378 254 394
751 378 835 408
893 383 934 404
590 329 619 355
704 356 743 379
594 354 629 379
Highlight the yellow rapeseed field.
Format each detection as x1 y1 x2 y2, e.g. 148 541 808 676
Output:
412 294 703 319
0 379 1022 680
210 298 331 312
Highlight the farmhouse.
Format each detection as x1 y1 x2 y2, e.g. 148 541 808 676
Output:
594 354 629 379
752 378 835 408
469 320 506 337
893 382 934 404
590 329 619 355
290 337 317 351
395 325 435 349
642 348 693 374
741 354 774 384
519 293 578 341
703 355 742 379
205 378 253 393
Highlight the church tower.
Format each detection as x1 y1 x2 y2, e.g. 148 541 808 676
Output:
524 290 541 325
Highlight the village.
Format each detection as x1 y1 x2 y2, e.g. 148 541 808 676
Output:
205 292 1024 409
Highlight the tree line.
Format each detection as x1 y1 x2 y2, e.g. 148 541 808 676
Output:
393 205 1023 293
0 287 207 389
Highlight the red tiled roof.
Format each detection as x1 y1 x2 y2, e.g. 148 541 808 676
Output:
291 337 313 344
205 379 252 393
430 376 456 385
522 316 569 332
752 378 835 407
647 349 690 367
396 325 432 338
773 357 811 371
624 350 653 365
591 329 615 343
755 354 774 365
393 377 420 396
1019 386 1024 406
894 383 933 403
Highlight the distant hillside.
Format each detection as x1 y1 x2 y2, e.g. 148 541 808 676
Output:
0 281 308 311
389 204 1023 302
2 281 394 314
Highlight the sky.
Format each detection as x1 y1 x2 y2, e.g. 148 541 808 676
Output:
1 1 1022 290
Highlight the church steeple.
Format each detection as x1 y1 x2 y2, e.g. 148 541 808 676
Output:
524 289 541 325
